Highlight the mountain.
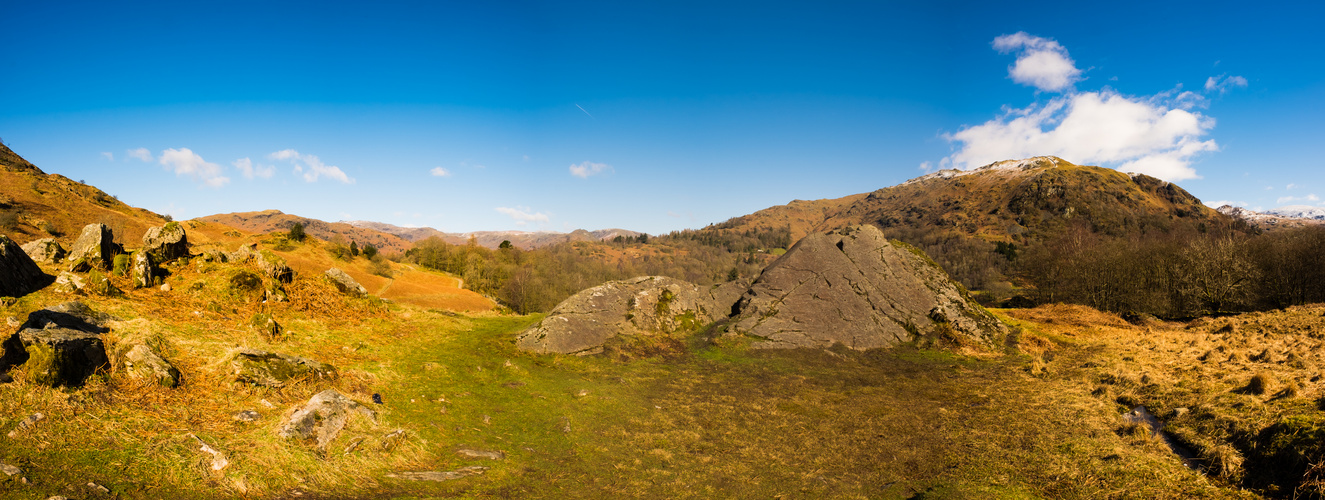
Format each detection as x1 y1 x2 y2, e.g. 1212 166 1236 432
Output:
198 210 413 255
0 142 169 246
343 219 642 249
711 156 1233 244
1216 204 1325 231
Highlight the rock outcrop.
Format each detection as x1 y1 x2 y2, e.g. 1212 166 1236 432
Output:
728 225 1004 349
141 222 189 263
257 250 293 283
231 349 336 387
130 251 161 289
121 344 182 387
516 225 1004 355
20 238 67 264
66 223 121 272
53 271 85 294
325 268 367 297
1 235 50 297
278 389 376 452
0 302 112 386
516 276 747 355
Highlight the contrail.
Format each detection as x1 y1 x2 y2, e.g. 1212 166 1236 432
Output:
575 104 594 118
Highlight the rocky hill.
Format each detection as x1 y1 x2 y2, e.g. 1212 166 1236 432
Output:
710 156 1234 244
0 143 169 248
199 210 413 255
1218 204 1325 231
344 220 643 250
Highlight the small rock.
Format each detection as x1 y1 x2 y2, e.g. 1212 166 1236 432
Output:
53 271 85 294
7 412 45 438
122 344 182 387
233 410 261 422
190 433 229 472
259 399 275 409
481 414 491 424
86 481 110 494
456 449 505 460
372 393 383 404
389 466 488 481
45 496 68 500
343 436 366 455
161 283 172 292
503 359 513 368
381 429 406 450
576 389 589 397
0 461 21 476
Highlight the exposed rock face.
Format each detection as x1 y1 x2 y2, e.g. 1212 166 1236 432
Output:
20 238 67 264
1 235 50 297
257 250 293 283
121 344 181 387
231 349 336 387
325 268 367 296
66 223 120 272
729 225 1003 349
516 276 745 355
130 251 161 289
0 302 112 386
141 222 189 263
278 389 376 452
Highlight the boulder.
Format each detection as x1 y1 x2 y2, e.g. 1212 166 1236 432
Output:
516 276 744 355
53 272 85 294
0 235 50 297
231 349 336 387
728 225 1004 350
225 243 255 263
20 301 114 332
257 250 293 284
20 238 67 264
83 270 122 297
130 251 161 289
141 222 189 263
325 268 367 296
121 344 181 387
66 223 120 272
0 303 108 384
278 389 376 452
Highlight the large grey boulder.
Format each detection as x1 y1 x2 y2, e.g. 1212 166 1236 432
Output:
20 238 66 264
257 250 293 284
121 344 181 387
325 268 367 296
516 276 745 355
130 251 160 289
66 223 120 272
231 349 336 387
0 302 111 386
141 222 189 263
0 235 50 297
728 225 1004 350
278 389 376 452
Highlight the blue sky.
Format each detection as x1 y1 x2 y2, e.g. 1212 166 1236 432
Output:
2 1 1322 234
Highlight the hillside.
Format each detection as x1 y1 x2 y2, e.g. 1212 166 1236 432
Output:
716 156 1233 243
198 210 413 255
345 219 642 250
0 143 169 247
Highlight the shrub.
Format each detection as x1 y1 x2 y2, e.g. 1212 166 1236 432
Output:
288 222 306 242
368 255 392 278
1249 372 1273 395
0 210 18 230
362 243 378 259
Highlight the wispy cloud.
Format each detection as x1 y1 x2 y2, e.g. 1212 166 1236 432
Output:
232 157 275 179
127 147 153 162
569 161 613 179
267 149 354 184
159 148 229 188
993 32 1082 92
100 152 114 161
1277 194 1320 204
1204 200 1247 209
495 206 550 226
1204 74 1248 94
430 166 451 177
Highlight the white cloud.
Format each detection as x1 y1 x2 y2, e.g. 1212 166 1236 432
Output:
1204 74 1248 94
159 148 229 188
100 152 114 161
918 161 935 172
495 206 550 226
232 157 275 179
993 32 1082 92
569 161 613 178
430 167 452 177
127 147 153 162
267 149 354 184
1278 194 1320 204
941 89 1217 181
1203 200 1246 209
1287 183 1297 190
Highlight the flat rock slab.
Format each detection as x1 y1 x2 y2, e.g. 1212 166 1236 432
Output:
456 449 505 460
389 466 488 481
20 238 66 264
231 349 336 387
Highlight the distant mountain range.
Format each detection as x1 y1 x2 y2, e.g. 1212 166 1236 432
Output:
342 220 642 249
1216 205 1325 230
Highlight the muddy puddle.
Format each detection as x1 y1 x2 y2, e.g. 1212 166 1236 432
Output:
1125 405 1202 471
